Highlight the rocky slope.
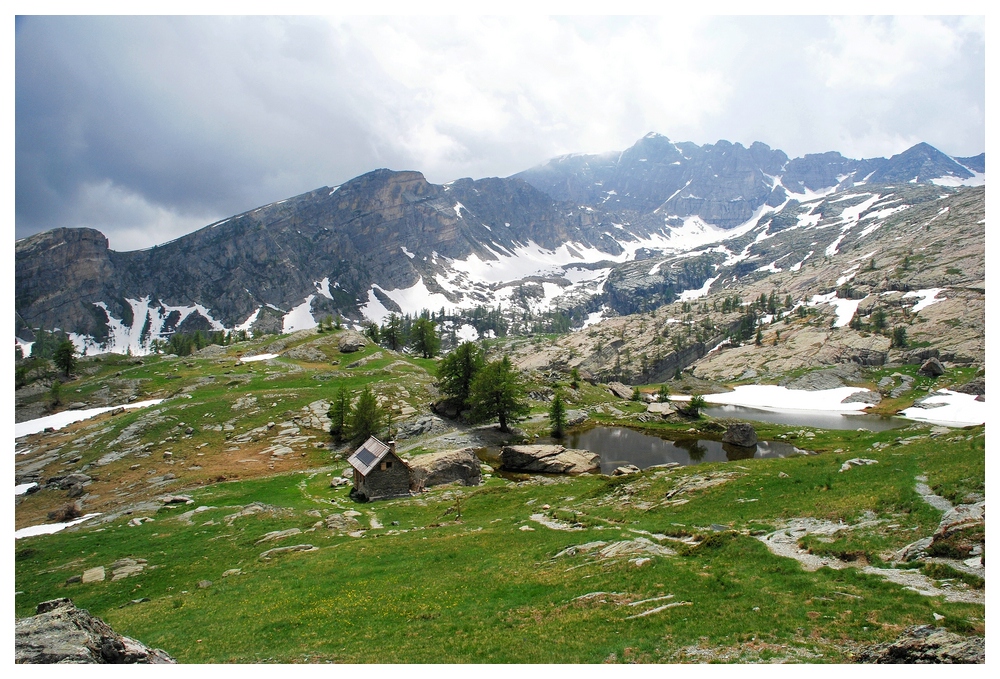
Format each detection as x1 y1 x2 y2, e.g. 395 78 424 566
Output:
506 184 985 383
15 134 984 358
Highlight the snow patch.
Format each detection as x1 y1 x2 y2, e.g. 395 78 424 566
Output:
695 385 874 413
315 277 334 300
282 295 317 333
15 399 165 439
900 390 986 427
241 353 279 363
809 292 865 328
16 514 102 540
903 288 946 313
455 324 479 342
679 275 720 302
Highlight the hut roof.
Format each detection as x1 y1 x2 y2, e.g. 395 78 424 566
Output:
348 436 392 476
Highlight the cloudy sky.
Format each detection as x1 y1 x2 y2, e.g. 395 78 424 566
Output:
15 14 985 251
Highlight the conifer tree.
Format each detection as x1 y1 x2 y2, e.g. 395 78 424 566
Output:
53 338 77 378
549 391 566 439
348 386 386 446
468 356 529 432
328 386 350 443
437 341 485 408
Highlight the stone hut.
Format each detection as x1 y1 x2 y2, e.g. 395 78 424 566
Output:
347 436 411 502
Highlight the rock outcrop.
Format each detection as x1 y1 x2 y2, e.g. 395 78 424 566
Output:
854 625 984 664
15 598 175 664
408 448 482 489
499 445 600 474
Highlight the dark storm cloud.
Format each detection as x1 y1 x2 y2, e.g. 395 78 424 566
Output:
15 15 985 251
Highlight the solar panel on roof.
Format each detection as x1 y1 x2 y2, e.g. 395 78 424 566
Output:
354 447 377 466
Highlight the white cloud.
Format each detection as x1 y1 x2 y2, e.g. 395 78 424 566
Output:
15 15 985 250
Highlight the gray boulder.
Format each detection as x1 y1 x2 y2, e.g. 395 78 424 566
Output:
606 382 634 400
854 625 984 664
408 448 482 490
15 598 175 664
612 464 641 476
646 402 674 416
919 357 945 377
954 378 985 396
721 423 758 448
500 445 600 474
841 390 881 405
337 330 368 353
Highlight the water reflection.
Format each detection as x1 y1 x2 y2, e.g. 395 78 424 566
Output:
564 426 806 473
701 404 905 431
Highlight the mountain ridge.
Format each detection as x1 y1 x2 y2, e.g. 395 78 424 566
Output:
15 134 985 356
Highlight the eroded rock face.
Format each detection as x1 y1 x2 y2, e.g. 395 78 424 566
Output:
854 625 984 664
499 445 600 474
721 423 758 448
15 598 175 664
408 448 482 490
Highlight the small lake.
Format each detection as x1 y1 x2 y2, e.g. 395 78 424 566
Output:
564 426 807 473
700 404 907 431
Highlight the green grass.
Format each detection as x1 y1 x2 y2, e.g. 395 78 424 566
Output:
15 424 984 662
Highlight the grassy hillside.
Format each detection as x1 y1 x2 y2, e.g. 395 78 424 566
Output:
14 329 985 663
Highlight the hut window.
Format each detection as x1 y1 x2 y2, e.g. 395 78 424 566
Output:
380 460 393 470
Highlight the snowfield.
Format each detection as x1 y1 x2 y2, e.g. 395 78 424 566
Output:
682 385 875 412
14 399 165 439
900 390 987 427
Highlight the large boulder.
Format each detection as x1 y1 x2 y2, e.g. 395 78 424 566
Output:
500 445 600 474
919 357 945 377
721 423 758 448
854 625 984 664
408 448 482 490
647 402 675 416
337 330 368 353
15 598 175 664
606 382 634 400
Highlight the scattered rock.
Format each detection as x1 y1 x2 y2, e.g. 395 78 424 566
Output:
408 448 482 490
65 575 82 585
222 569 241 577
646 402 674 416
892 537 934 563
110 558 146 581
258 544 317 560
721 423 758 448
500 445 600 474
254 528 303 544
612 465 641 476
15 598 175 663
330 477 350 488
197 580 212 589
918 357 945 377
854 625 984 664
565 409 588 426
81 567 105 584
324 513 361 532
159 495 192 505
778 471 790 478
839 458 879 472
